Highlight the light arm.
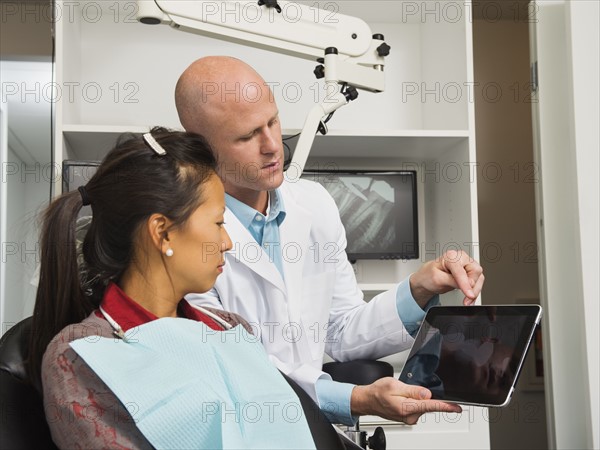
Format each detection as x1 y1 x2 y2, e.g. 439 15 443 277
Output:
285 86 355 179
139 1 370 56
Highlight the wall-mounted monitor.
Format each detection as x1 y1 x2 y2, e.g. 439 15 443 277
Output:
301 170 419 261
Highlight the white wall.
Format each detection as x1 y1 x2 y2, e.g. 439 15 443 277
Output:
566 2 599 448
531 1 599 448
1 147 47 331
0 104 6 329
0 60 53 332
1 1 53 329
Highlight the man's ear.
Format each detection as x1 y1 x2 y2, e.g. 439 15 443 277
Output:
146 213 172 253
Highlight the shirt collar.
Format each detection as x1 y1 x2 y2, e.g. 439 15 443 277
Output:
98 283 222 331
226 189 286 227
270 189 287 226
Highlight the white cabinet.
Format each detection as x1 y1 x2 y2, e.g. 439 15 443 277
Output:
54 1 487 448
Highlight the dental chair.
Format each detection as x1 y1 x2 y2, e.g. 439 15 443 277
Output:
0 318 368 450
0 317 57 450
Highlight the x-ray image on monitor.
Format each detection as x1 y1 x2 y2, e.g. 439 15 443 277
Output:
301 171 419 260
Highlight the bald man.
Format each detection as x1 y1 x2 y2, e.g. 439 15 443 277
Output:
179 56 484 425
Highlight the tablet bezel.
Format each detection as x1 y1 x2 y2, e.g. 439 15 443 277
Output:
398 305 542 408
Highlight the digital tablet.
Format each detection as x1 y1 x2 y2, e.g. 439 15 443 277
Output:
398 305 542 407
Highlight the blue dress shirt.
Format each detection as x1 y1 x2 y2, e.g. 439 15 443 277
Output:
226 192 287 278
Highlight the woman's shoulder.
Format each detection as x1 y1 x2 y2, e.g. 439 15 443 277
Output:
41 312 113 406
43 312 111 361
41 313 153 449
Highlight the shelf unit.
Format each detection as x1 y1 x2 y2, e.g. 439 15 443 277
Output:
54 1 487 448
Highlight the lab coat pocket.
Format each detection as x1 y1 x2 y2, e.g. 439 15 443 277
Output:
299 272 335 360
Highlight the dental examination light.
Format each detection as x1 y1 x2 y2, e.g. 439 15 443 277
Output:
136 0 390 175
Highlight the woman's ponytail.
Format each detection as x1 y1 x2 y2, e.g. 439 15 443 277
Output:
28 190 95 385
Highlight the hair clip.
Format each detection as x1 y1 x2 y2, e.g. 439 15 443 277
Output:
143 132 167 156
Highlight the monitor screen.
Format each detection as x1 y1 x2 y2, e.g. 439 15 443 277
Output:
301 170 419 261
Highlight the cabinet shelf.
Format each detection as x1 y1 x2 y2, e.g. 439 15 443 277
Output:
61 124 469 161
358 283 397 293
62 125 150 160
285 129 469 160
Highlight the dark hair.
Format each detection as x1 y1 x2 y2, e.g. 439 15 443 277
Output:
29 126 217 383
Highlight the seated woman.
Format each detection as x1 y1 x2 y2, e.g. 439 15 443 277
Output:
28 128 320 449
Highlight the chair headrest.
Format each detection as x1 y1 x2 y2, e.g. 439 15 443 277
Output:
0 317 40 392
323 360 394 385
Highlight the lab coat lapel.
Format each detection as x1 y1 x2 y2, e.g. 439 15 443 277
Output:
224 208 286 294
279 188 312 317
278 186 314 363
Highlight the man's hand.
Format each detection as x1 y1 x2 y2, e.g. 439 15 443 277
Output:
409 250 484 307
350 378 462 425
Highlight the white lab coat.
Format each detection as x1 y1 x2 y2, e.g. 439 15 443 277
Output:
187 178 415 401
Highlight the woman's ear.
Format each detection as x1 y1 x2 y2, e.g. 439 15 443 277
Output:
146 213 172 253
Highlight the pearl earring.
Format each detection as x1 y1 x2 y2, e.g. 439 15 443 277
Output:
165 248 174 257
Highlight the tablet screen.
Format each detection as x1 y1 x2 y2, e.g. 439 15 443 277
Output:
398 305 542 407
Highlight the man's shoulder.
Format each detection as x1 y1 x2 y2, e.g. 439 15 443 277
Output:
280 178 335 207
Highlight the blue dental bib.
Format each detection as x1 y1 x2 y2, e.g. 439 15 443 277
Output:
70 318 316 450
